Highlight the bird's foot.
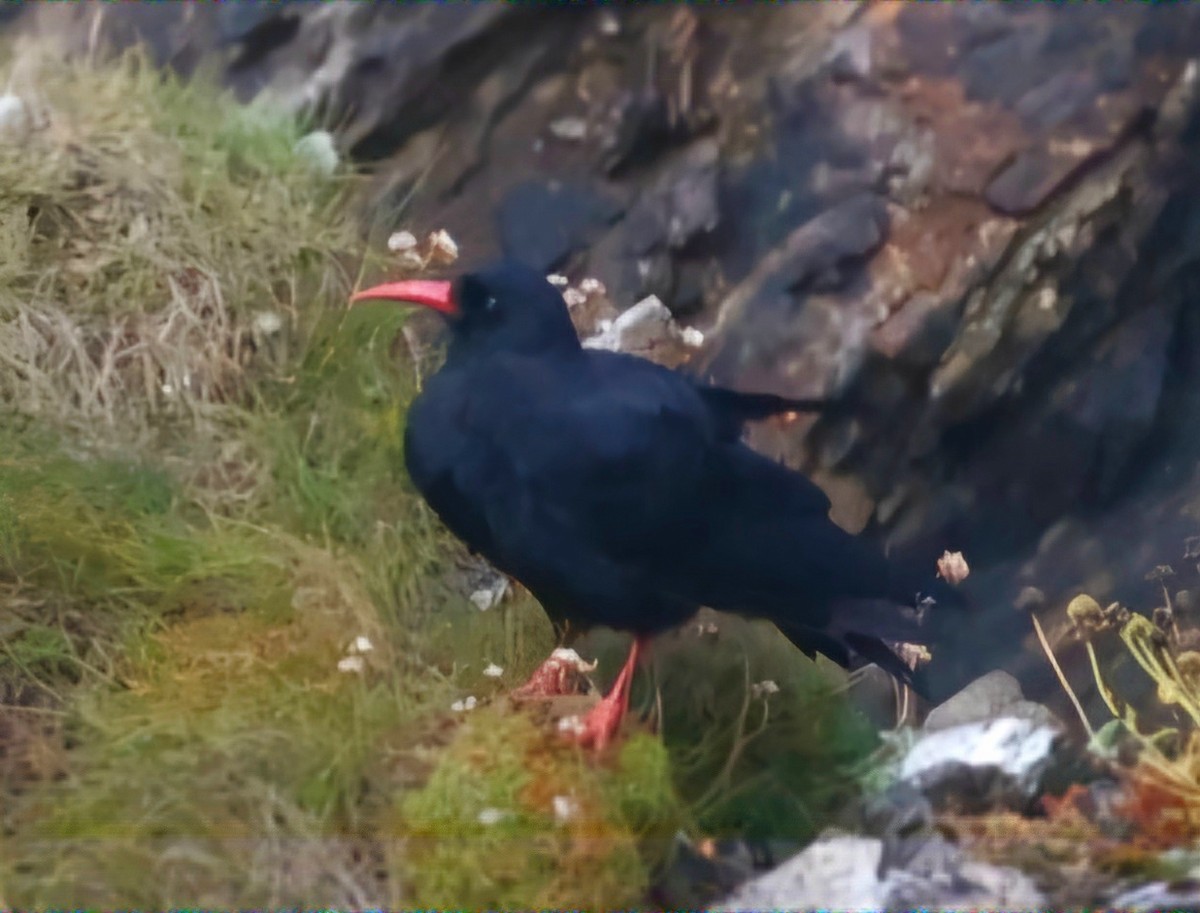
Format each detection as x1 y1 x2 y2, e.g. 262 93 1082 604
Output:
511 647 597 699
564 690 627 751
559 635 645 751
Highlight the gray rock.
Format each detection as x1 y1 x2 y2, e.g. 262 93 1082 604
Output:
712 835 889 912
652 832 754 910
899 716 1063 812
886 853 1046 912
1109 879 1200 912
714 832 1046 912
924 669 1062 732
582 295 675 354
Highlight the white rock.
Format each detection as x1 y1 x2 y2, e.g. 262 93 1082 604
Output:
450 695 478 713
582 295 674 352
924 670 1060 733
1111 880 1200 911
482 662 504 678
900 716 1061 808
469 577 509 611
0 94 31 141
294 130 339 176
387 230 418 253
716 833 1046 912
548 116 588 141
714 835 888 911
337 655 364 674
348 635 374 655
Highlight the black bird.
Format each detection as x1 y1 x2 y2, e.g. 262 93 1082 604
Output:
352 261 963 748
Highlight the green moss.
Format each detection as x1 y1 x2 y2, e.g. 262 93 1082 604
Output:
395 705 681 911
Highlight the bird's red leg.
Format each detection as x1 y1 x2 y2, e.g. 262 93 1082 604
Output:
575 636 645 751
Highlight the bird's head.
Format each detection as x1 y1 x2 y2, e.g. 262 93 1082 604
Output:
351 260 580 359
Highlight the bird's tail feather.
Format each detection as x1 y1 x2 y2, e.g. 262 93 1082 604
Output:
777 580 971 701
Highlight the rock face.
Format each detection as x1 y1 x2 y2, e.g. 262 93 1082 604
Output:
18 2 1200 710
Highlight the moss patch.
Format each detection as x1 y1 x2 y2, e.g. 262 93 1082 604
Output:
395 704 684 911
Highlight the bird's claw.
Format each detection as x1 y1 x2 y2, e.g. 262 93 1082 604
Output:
562 693 626 751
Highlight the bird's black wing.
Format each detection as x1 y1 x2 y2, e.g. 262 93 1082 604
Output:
408 350 950 687
408 352 724 632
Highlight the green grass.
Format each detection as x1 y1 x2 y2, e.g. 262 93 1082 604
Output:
0 46 882 910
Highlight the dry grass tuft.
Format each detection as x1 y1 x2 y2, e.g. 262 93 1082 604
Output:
0 47 358 452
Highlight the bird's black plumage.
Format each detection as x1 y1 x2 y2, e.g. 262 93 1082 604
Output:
392 261 961 694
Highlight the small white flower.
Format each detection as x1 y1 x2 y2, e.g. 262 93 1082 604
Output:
552 794 579 823
483 662 504 678
337 655 365 674
349 635 374 654
387 230 418 253
477 807 506 826
680 326 705 348
546 274 569 287
558 715 586 736
563 288 587 308
750 680 780 699
253 310 284 336
579 277 606 296
161 383 175 396
936 550 971 585
451 695 478 712
428 229 459 265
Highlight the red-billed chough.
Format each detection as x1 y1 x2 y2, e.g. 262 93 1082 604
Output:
352 260 965 748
